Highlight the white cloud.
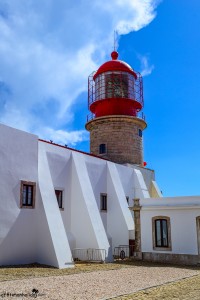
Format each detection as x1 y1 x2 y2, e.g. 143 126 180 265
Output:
0 0 160 146
39 127 89 146
138 55 155 76
114 0 159 34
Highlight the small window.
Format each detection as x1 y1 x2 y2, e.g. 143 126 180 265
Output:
126 196 129 205
55 190 63 209
99 143 106 154
100 194 107 211
138 129 142 137
155 219 168 247
152 216 171 250
20 181 36 208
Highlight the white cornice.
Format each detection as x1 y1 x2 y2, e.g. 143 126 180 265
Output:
142 205 200 211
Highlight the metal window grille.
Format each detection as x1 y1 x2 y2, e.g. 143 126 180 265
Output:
22 185 33 206
155 219 168 247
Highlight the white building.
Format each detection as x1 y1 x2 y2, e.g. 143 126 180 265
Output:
0 122 155 268
139 197 200 264
1 51 200 268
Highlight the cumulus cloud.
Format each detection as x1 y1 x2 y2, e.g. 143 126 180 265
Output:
0 0 159 146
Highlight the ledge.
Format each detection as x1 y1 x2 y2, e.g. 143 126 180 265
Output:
86 115 147 131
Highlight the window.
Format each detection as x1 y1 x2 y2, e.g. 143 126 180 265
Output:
138 129 142 137
100 194 107 211
105 73 128 99
55 190 63 209
155 219 168 247
99 143 106 154
152 216 171 250
20 181 36 208
126 196 129 205
94 72 135 101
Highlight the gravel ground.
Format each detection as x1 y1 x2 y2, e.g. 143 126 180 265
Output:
0 265 199 300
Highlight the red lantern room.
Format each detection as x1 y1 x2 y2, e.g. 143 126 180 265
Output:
88 51 144 119
86 51 147 166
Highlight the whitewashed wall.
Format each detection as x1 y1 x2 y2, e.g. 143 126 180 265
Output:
85 156 108 231
126 164 155 194
0 124 38 265
107 162 134 251
38 142 73 268
45 144 75 249
116 164 135 206
0 123 159 267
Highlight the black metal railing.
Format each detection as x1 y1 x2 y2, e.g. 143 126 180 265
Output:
113 245 135 260
86 111 145 122
88 71 143 109
72 248 106 262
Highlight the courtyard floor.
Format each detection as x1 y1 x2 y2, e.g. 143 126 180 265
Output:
0 261 200 299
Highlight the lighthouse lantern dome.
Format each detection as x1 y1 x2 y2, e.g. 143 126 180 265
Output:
88 51 143 119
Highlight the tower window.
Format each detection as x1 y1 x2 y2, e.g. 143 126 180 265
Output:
138 129 142 137
99 143 106 154
55 190 63 209
100 194 107 211
20 181 36 208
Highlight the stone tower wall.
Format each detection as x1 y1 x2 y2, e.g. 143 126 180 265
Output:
86 115 147 165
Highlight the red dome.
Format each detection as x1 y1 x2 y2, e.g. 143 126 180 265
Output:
93 51 137 80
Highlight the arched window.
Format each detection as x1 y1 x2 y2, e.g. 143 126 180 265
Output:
152 216 171 250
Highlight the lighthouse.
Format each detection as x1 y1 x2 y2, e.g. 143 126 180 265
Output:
86 51 147 166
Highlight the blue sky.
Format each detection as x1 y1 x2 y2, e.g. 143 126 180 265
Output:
0 0 199 197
